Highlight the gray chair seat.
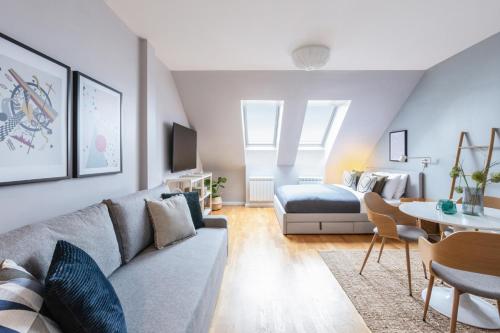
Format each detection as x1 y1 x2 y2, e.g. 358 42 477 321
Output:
373 225 428 242
432 262 500 299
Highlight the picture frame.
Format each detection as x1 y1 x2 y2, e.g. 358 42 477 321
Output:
389 130 407 162
73 72 122 177
0 32 71 186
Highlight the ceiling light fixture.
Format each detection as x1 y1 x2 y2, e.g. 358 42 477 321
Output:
292 45 330 71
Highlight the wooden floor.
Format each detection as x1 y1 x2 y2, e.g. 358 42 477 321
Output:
209 206 411 333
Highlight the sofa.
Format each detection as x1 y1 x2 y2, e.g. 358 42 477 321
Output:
0 184 228 333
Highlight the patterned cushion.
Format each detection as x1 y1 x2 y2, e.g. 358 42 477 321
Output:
343 170 362 190
0 259 62 333
161 192 205 229
356 173 377 193
45 241 127 333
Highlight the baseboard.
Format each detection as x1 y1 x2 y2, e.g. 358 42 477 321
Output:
245 202 274 208
222 201 245 206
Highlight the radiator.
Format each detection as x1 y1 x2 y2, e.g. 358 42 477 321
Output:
298 176 323 185
248 177 274 202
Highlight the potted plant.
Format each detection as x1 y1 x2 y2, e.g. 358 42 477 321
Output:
450 161 500 215
206 177 227 211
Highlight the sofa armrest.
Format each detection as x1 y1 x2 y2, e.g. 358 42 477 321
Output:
203 215 228 228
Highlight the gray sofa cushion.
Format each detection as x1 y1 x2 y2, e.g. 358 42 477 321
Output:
109 228 227 333
105 184 168 263
0 203 121 281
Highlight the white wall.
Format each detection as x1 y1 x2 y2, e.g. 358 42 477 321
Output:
173 70 423 202
367 33 500 199
0 0 193 233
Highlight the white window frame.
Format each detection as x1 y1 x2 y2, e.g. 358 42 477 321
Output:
241 100 283 149
299 101 337 148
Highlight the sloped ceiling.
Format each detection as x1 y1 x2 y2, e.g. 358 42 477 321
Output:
105 0 500 70
173 71 423 193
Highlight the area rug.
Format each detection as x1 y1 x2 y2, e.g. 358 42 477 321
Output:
319 249 498 333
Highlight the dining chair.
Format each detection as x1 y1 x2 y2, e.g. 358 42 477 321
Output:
360 192 428 296
419 231 500 333
442 196 500 238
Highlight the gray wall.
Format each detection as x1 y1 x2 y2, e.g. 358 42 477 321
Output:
0 0 192 233
367 33 500 200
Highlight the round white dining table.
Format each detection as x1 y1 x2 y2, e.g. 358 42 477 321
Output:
399 202 500 329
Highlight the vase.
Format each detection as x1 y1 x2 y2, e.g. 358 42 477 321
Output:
461 187 484 216
212 196 223 211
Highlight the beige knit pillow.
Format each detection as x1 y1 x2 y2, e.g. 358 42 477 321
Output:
146 195 196 249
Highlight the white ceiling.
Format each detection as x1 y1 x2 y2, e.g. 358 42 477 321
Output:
105 0 500 70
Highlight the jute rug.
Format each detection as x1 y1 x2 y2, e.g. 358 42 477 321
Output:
319 249 499 333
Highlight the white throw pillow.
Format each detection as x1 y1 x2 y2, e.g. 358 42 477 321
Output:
343 170 361 189
393 173 409 199
146 195 196 249
377 173 401 199
356 173 377 193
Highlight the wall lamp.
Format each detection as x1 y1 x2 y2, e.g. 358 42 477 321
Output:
399 155 432 169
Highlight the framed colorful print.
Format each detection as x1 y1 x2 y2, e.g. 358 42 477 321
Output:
389 130 407 162
73 72 122 177
0 33 70 186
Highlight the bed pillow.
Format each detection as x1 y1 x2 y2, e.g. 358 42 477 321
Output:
371 175 387 194
343 170 362 189
378 173 401 199
356 173 377 193
0 259 62 333
394 173 409 199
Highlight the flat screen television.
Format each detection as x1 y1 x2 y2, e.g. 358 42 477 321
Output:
172 122 197 172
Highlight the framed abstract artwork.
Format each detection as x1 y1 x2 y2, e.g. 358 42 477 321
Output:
73 72 122 177
389 130 407 162
0 33 70 186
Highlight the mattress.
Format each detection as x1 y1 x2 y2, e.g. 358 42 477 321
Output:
276 184 401 214
276 184 361 214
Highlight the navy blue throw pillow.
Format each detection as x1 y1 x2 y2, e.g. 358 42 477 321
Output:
161 192 205 229
45 240 127 333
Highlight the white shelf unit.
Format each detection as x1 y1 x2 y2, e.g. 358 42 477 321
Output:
165 173 213 216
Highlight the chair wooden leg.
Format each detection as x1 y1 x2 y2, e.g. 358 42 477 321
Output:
359 234 378 275
450 288 461 333
377 237 386 263
422 262 428 280
405 241 412 296
423 274 435 321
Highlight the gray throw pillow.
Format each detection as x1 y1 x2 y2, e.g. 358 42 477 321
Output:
372 174 388 194
146 196 196 249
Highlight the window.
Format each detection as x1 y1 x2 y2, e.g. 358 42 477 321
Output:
299 100 337 147
242 100 282 148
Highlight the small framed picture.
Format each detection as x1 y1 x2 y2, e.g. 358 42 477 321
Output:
0 32 70 186
73 72 122 177
389 130 407 162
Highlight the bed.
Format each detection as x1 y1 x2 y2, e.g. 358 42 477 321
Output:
274 169 424 235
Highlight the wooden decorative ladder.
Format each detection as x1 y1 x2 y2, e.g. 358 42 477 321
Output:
449 128 498 199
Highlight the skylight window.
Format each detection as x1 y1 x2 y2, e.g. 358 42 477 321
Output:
242 100 282 148
299 100 337 147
